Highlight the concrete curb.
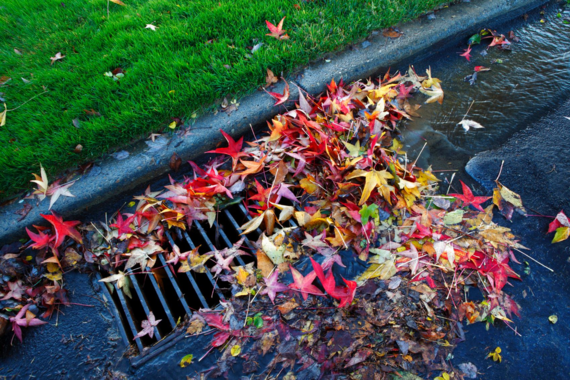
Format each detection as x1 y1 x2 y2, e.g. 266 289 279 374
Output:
0 0 548 244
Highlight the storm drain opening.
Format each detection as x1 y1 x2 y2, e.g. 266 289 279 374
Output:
98 203 259 361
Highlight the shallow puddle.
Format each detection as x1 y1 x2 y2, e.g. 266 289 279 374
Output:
399 2 570 165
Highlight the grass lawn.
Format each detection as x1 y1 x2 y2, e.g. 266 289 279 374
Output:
0 0 446 199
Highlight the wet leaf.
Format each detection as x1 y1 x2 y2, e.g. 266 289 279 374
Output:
231 344 241 356
180 354 193 367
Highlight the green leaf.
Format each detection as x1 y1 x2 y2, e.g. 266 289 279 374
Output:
246 317 253 326
443 209 464 225
180 354 193 368
552 226 570 243
468 33 481 45
359 203 379 224
253 315 263 329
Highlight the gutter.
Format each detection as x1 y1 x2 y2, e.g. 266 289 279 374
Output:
0 0 548 244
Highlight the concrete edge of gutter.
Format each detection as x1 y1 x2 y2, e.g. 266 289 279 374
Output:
0 0 548 244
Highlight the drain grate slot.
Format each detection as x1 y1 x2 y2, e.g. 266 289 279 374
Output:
182 229 227 302
101 202 263 358
114 283 146 353
128 269 163 341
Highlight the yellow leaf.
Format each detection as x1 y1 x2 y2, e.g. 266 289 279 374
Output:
299 177 318 194
240 213 264 235
0 103 6 126
110 0 126 5
357 259 396 282
127 201 136 207
549 315 558 324
231 345 241 356
346 169 393 205
552 226 570 243
179 354 193 367
168 121 177 129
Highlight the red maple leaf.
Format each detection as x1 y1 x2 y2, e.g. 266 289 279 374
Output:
260 269 289 304
40 211 82 248
449 180 491 212
265 17 289 40
289 265 324 300
460 45 472 61
310 257 357 308
266 80 290 106
26 227 52 249
110 213 135 236
206 130 248 169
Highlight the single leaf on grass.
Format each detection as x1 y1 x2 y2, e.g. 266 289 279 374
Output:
265 17 289 40
265 69 278 87
0 103 6 126
180 354 193 367
134 312 161 340
145 24 158 31
50 52 65 65
110 0 126 5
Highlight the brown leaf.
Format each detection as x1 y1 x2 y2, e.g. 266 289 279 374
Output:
169 152 182 172
73 144 83 153
84 109 101 116
277 299 298 315
256 249 274 278
265 69 278 87
269 160 288 186
383 28 402 38
15 203 33 222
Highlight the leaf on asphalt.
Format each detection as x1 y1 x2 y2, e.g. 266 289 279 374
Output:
383 27 402 38
179 354 193 367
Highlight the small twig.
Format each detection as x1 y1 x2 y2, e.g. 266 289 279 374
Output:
495 160 505 182
512 247 554 272
107 0 110 19
7 90 49 112
411 142 427 170
446 173 456 195
461 99 475 121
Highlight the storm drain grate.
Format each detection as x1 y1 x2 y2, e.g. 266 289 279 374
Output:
96 203 259 363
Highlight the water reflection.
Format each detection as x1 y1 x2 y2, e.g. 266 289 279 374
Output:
399 4 570 160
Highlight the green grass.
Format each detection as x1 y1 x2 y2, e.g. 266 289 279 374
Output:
0 0 446 199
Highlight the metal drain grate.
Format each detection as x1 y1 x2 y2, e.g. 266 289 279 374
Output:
96 203 259 364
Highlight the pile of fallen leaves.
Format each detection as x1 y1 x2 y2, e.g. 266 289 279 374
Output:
1 67 529 378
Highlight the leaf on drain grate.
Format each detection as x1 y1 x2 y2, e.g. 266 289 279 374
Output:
133 312 161 340
179 354 193 368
